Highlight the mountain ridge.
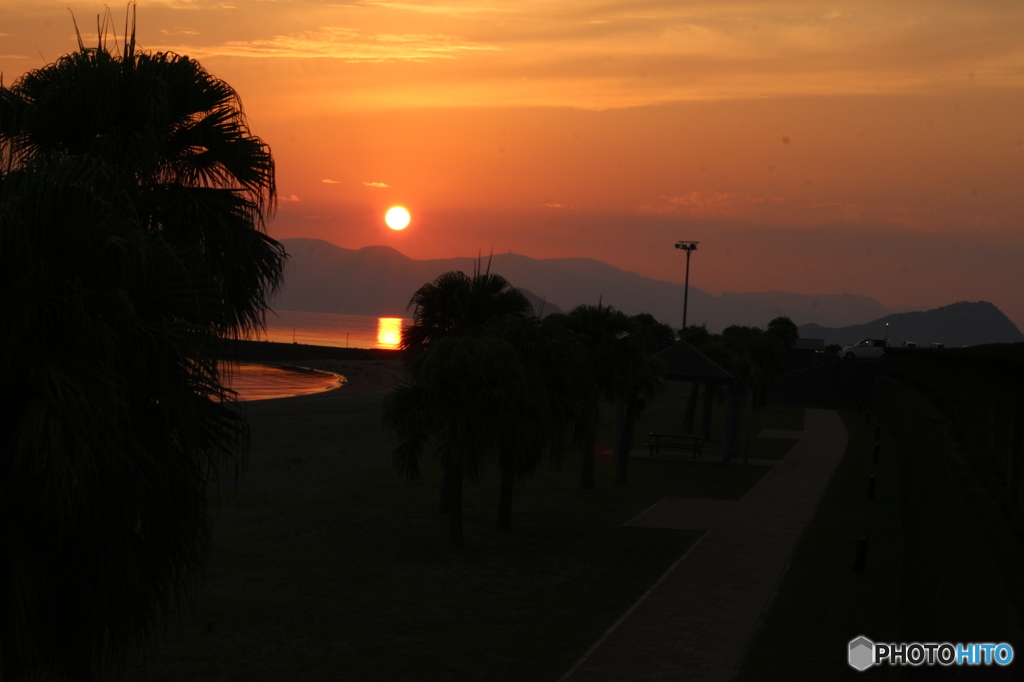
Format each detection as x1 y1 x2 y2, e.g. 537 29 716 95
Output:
272 239 1022 343
799 301 1024 348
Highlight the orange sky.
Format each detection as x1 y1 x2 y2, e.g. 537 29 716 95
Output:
4 1 1024 326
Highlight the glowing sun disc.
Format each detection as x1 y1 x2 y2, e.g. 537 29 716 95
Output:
385 206 411 230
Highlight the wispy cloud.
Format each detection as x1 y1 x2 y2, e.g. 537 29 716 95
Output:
356 0 504 16
322 178 341 184
163 26 501 61
160 27 201 36
280 193 301 202
364 181 388 187
645 191 774 219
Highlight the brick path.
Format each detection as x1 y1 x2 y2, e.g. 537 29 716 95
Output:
560 408 848 682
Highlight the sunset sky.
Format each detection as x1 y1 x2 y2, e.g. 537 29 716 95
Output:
4 1 1024 327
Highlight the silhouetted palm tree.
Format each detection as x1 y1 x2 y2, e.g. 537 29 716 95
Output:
0 155 245 681
0 31 284 335
555 304 660 488
494 316 597 530
0 26 282 679
394 267 533 526
383 335 527 546
401 266 533 351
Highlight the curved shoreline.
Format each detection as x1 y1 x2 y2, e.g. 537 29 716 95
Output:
223 361 348 402
224 340 403 402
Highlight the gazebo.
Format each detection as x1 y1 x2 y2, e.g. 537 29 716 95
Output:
650 341 743 461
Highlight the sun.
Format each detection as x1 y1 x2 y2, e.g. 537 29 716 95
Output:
385 206 411 230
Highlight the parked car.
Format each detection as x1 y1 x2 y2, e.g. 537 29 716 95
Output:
838 338 891 360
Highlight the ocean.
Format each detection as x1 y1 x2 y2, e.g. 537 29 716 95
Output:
223 310 407 400
259 310 412 349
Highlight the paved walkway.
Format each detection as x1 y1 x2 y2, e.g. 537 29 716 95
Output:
561 408 849 682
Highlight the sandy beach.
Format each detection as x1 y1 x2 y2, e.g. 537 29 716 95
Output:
222 340 406 493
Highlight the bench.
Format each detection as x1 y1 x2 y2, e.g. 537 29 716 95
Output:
647 433 708 459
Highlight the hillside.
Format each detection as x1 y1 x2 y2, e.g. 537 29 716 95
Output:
798 301 1024 347
272 239 894 331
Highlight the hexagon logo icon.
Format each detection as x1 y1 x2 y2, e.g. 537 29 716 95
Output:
849 636 875 671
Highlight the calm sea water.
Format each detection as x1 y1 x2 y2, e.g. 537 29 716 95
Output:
223 311 406 400
258 310 412 349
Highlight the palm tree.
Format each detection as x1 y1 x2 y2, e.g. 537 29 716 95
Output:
401 265 532 351
612 354 662 485
555 304 660 489
383 335 527 546
0 155 244 681
493 316 597 530
0 28 284 336
387 266 534 545
0 25 282 679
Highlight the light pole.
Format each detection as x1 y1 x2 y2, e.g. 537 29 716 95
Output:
675 241 699 333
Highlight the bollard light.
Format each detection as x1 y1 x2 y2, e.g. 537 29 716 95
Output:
867 474 876 499
873 443 880 463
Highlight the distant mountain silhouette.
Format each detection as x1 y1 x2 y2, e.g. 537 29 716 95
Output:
273 239 896 331
798 301 1024 347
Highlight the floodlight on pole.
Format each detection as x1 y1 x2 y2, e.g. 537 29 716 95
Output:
674 241 699 334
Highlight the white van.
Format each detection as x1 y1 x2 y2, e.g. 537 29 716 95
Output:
838 338 890 360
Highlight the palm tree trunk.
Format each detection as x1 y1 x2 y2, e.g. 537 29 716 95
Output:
497 463 514 531
580 427 596 490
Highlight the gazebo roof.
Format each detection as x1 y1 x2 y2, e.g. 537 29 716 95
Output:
653 341 736 384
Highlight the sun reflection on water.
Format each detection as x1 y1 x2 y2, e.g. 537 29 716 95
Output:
377 317 403 349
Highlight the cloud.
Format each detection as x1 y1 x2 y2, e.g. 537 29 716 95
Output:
321 179 341 184
356 0 503 16
364 181 389 187
159 28 201 36
645 191 770 218
163 26 501 62
280 193 301 202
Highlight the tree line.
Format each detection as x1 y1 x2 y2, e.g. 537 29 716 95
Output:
383 264 677 547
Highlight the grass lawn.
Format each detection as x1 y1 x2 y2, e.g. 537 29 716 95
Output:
733 410 905 681
107 375 799 682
